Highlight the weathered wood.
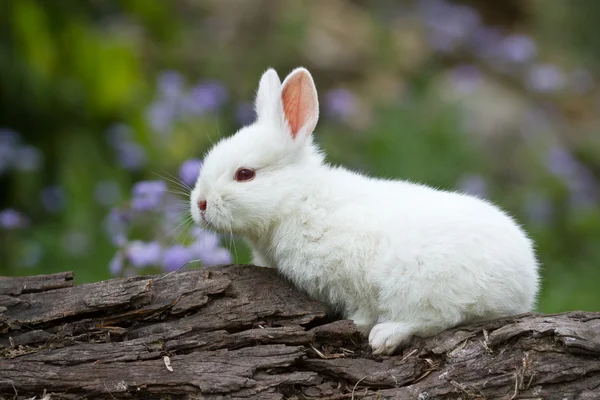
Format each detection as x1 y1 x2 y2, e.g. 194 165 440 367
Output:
0 271 73 296
0 265 599 399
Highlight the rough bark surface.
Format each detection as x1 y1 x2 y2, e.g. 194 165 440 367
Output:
0 265 599 400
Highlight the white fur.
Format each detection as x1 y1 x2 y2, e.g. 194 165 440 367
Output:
190 67 540 355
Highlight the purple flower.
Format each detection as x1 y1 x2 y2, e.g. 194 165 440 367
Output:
468 26 503 60
113 232 128 247
191 227 220 249
62 231 90 257
324 89 357 121
523 193 553 225
456 173 488 198
236 102 256 126
41 186 66 213
566 164 596 192
544 146 598 209
526 64 567 93
94 180 122 207
161 200 187 233
115 141 147 171
131 180 168 211
179 159 203 187
189 228 232 266
162 245 195 272
0 128 20 143
157 70 184 100
146 100 178 134
0 129 20 174
0 150 13 173
566 167 598 210
133 180 167 196
126 241 163 268
0 209 28 229
418 0 480 53
569 190 598 211
448 65 482 94
104 207 132 246
105 124 147 170
498 34 537 64
199 247 233 266
182 80 228 115
545 146 580 178
14 146 43 171
109 253 124 275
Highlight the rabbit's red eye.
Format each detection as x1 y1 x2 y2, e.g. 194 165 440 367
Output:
235 168 255 182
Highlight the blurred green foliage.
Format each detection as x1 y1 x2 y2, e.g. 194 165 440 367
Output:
1 0 599 313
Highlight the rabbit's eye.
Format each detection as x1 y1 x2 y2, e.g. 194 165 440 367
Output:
235 168 256 182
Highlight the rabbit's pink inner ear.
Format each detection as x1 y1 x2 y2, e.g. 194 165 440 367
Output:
281 71 318 139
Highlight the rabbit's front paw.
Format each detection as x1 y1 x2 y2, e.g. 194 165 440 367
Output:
368 322 414 355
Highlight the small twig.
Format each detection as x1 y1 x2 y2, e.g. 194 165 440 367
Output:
10 380 18 400
448 338 469 358
414 369 434 383
414 358 441 383
309 344 347 359
400 348 418 362
450 379 478 398
310 344 327 359
154 259 202 281
102 382 118 400
526 372 535 389
510 372 519 400
351 376 368 400
480 329 493 354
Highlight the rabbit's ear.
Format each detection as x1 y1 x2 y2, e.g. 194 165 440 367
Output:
281 67 319 139
255 68 282 122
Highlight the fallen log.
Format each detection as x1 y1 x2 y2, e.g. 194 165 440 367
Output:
0 265 598 399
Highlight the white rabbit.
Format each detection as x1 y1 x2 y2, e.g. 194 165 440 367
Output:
190 67 540 355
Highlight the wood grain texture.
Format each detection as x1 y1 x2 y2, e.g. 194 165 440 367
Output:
1 265 599 399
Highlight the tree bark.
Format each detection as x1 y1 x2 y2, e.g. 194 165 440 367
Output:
0 265 598 399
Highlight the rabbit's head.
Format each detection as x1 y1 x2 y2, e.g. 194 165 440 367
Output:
190 67 324 238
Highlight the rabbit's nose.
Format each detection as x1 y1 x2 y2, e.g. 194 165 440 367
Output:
198 200 207 211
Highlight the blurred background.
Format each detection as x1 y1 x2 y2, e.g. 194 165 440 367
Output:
1 0 599 313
